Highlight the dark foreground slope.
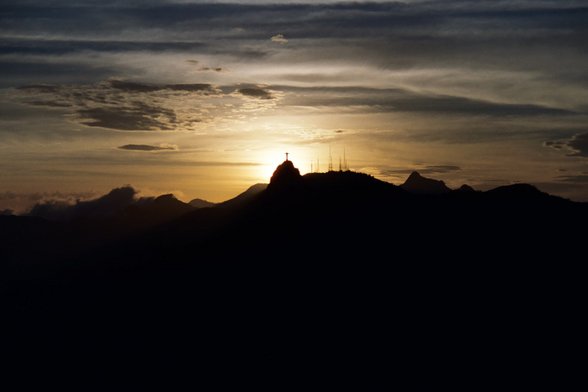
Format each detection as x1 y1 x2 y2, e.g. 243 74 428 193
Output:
2 167 586 387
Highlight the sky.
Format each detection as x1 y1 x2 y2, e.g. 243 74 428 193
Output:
1 0 588 211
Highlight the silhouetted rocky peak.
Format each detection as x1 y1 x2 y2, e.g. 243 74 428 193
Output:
269 160 302 189
401 171 451 194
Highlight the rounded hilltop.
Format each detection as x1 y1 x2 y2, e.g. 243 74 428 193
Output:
268 157 302 189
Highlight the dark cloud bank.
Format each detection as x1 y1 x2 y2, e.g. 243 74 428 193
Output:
3 0 588 95
545 132 588 158
381 165 461 177
14 81 217 131
238 87 273 100
15 80 285 131
567 133 588 157
109 80 216 94
7 0 588 135
118 144 177 152
16 80 575 134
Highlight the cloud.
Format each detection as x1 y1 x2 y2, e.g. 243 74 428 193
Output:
544 141 565 150
545 132 588 157
78 105 178 131
17 84 60 93
238 87 274 100
13 79 245 132
118 144 178 151
109 80 162 93
271 34 288 44
557 175 588 183
15 81 188 131
0 190 98 214
277 85 575 117
22 100 71 108
14 78 285 132
109 80 215 94
567 133 588 157
1 209 14 216
165 84 216 93
422 165 462 174
198 67 223 72
6 1 588 117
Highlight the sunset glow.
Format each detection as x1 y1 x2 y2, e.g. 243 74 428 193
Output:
1 0 588 212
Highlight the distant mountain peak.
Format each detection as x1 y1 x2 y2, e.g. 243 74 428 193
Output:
188 198 216 209
401 171 451 194
155 193 177 201
486 183 544 197
455 184 476 193
407 171 424 180
269 160 302 189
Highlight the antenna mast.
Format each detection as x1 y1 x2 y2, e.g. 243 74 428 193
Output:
328 146 333 172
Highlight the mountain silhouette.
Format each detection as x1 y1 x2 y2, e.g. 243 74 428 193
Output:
485 183 546 199
2 160 586 385
220 183 267 208
401 171 451 194
454 184 476 193
2 163 582 267
188 198 216 208
122 193 194 225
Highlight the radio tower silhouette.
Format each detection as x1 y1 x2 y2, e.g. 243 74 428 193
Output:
328 146 333 172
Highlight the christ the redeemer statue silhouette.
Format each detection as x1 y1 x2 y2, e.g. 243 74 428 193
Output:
285 152 289 161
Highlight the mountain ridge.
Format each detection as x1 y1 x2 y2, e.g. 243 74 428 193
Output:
1 165 583 269
2 160 586 384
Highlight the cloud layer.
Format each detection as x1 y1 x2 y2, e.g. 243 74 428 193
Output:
118 144 178 151
270 34 288 45
545 133 588 158
14 80 279 131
